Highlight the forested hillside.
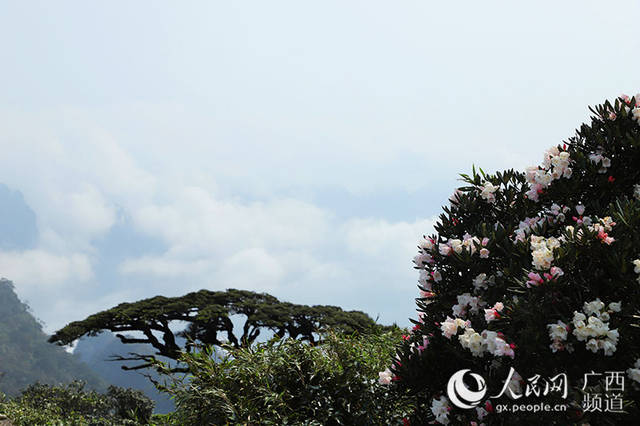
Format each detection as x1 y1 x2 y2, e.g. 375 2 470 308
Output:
0 279 104 395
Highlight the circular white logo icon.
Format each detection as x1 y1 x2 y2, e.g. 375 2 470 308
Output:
447 369 487 409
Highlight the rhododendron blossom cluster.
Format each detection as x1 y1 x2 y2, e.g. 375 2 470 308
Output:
459 328 515 359
525 147 572 201
628 359 640 384
440 317 470 339
437 233 487 257
380 95 640 424
530 235 560 270
547 320 572 353
479 180 499 203
452 293 485 317
589 148 612 174
430 396 451 425
472 273 495 291
546 299 621 356
440 316 515 359
378 368 393 385
484 302 504 323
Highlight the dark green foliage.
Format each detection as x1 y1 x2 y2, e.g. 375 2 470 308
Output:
13 381 111 420
152 329 414 425
0 279 104 396
392 96 640 424
0 381 154 425
50 288 386 370
106 385 154 423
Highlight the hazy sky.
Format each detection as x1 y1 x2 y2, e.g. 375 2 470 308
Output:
0 1 638 332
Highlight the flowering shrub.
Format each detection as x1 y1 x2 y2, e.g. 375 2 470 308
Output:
384 95 640 424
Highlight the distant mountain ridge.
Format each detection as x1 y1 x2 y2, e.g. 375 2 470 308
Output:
0 279 105 396
0 184 38 250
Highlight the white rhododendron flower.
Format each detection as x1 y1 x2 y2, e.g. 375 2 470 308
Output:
530 235 558 270
441 316 516 358
418 236 435 251
515 217 537 241
476 407 488 420
437 234 485 259
441 317 470 339
586 338 599 353
452 293 484 317
609 302 622 312
525 146 572 201
459 328 485 357
480 181 499 203
472 273 494 291
484 309 498 323
449 239 463 254
430 396 451 425
478 330 496 354
629 369 640 384
378 368 392 385
418 270 431 290
589 148 612 173
482 330 515 358
599 338 616 355
634 184 640 201
583 299 605 316
484 302 504 323
547 320 568 341
413 252 432 269
439 243 451 256
566 300 620 355
627 359 640 383
573 311 586 323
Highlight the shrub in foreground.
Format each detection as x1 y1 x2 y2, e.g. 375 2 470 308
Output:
154 330 414 425
0 381 154 425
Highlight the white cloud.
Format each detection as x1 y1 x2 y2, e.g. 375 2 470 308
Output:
2 0 639 332
345 217 436 259
119 256 211 278
0 249 92 287
217 248 286 290
131 187 333 257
